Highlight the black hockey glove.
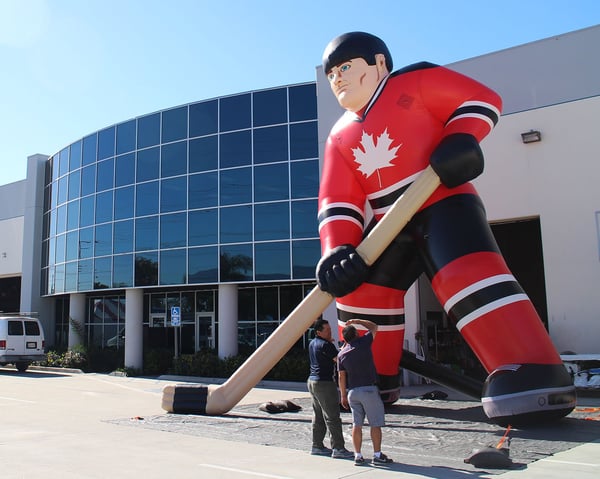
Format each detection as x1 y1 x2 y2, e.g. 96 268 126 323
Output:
429 133 484 188
316 244 368 297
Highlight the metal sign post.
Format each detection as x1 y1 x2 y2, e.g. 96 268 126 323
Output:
171 306 181 359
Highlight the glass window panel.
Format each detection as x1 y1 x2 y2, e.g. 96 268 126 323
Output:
220 93 250 132
82 134 97 166
160 212 186 249
162 106 187 143
66 230 79 262
114 220 133 254
160 176 187 213
96 158 114 191
67 199 79 231
253 88 287 127
254 202 289 241
238 320 256 348
292 239 320 279
78 259 93 291
151 293 166 314
135 181 159 216
135 216 158 251
48 181 57 211
136 147 159 182
115 153 135 186
80 196 95 227
68 170 80 201
95 190 113 224
69 141 82 170
254 163 289 202
81 165 96 196
256 286 279 321
56 205 66 234
161 141 187 178
54 263 65 293
290 121 318 160
189 172 217 209
114 186 134 220
116 120 136 155
253 125 288 164
238 289 255 321
48 237 56 265
189 135 218 173
255 242 290 280
189 100 218 137
188 246 218 283
65 261 78 292
291 199 318 238
55 234 67 263
113 254 133 288
58 148 69 177
220 130 251 168
220 244 252 282
78 227 93 259
160 249 187 285
291 159 319 199
94 257 111 289
279 284 303 318
189 209 218 246
220 206 252 243
220 167 251 206
137 113 160 149
58 176 68 204
94 223 113 256
289 83 317 122
97 126 115 160
135 252 158 286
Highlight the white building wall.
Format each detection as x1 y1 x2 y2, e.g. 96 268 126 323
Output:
476 97 600 354
0 216 24 276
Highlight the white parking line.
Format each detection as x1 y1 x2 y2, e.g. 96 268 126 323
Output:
0 395 36 403
198 464 292 478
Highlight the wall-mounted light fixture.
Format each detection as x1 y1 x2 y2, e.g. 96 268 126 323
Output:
521 130 542 144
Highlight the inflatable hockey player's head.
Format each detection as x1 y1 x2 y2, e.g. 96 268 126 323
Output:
322 32 393 113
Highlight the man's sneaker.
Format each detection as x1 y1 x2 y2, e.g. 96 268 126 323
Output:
354 456 365 466
310 446 332 456
372 453 393 465
331 448 353 459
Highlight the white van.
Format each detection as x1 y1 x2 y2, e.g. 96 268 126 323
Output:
0 315 46 372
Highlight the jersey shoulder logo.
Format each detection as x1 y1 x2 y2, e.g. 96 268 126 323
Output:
352 128 401 179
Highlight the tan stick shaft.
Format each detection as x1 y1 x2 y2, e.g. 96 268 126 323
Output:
186 166 440 415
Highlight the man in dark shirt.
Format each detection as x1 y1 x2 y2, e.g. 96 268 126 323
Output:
307 318 353 458
338 319 393 465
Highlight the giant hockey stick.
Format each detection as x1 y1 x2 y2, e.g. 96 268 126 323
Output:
162 166 441 415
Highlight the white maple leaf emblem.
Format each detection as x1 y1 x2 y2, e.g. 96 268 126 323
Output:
352 129 401 182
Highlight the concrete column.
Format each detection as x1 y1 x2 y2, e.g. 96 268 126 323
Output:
218 284 238 359
68 293 86 349
124 288 144 371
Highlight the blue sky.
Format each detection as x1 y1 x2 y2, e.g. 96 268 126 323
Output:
1 0 598 186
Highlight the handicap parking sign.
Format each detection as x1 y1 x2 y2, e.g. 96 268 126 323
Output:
171 306 181 326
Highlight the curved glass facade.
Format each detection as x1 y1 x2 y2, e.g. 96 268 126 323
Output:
41 83 320 295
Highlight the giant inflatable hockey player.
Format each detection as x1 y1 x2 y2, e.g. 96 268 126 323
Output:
316 32 576 425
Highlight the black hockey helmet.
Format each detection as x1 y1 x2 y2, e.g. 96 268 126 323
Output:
322 31 393 74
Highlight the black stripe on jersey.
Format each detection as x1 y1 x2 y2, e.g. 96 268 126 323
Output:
446 104 499 127
318 205 364 227
368 183 411 212
448 280 525 323
338 308 405 326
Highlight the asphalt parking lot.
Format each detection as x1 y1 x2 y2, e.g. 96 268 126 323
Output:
1 367 599 479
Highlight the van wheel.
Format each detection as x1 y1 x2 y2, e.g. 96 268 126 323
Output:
15 362 29 372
